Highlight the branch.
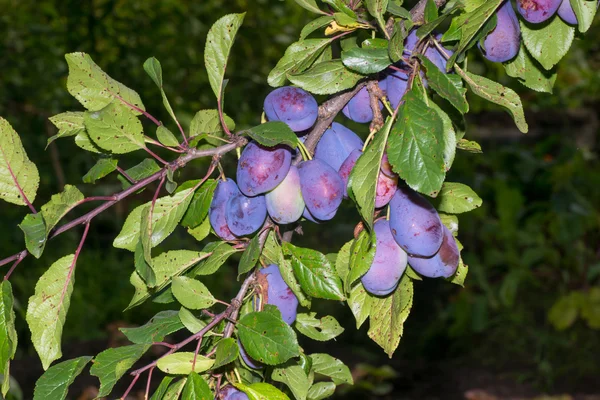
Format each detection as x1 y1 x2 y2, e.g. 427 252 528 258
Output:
410 0 448 25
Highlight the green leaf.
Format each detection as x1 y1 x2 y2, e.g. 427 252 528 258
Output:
189 110 235 138
456 69 528 133
181 179 217 228
143 57 181 131
182 372 213 399
84 102 146 154
172 276 216 310
247 122 298 148
348 120 391 228
388 23 405 62
0 118 40 206
294 0 327 15
283 242 344 301
504 43 556 93
19 213 47 259
190 242 237 276
114 188 195 251
205 13 246 99
33 356 91 400
150 377 175 400
324 0 356 16
387 90 445 196
268 39 334 87
120 311 183 344
520 17 574 70
424 0 439 21
346 231 376 289
82 158 118 184
571 0 598 32
348 282 372 329
65 52 145 113
26 255 77 370
74 131 104 154
366 0 389 35
457 138 483 153
162 378 187 399
335 241 352 287
418 55 468 113
295 313 344 341
90 344 149 397
367 274 413 357
436 182 482 213
157 352 215 375
152 250 212 289
213 338 239 369
237 382 291 400
580 287 600 329
388 0 410 17
548 292 582 330
238 310 300 365
187 218 211 242
41 184 84 236
341 46 391 74
448 258 468 287
239 234 262 276
272 364 310 400
300 16 335 40
47 112 85 146
288 60 363 95
179 307 215 336
309 353 353 385
0 281 17 396
307 382 336 400
429 100 457 171
118 159 161 190
126 271 150 310
157 125 180 147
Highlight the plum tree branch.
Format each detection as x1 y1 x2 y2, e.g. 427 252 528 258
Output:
410 0 448 25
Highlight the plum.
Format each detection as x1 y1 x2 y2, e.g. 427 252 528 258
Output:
480 1 521 62
298 159 344 221
516 0 562 23
256 264 299 324
314 122 364 171
302 207 319 223
238 339 262 369
218 386 249 400
338 149 362 198
424 34 454 73
404 30 418 55
236 141 292 196
388 186 443 257
380 153 395 178
266 165 305 224
384 69 409 110
225 192 267 237
342 80 387 123
361 219 408 296
375 172 398 208
264 86 318 132
407 225 459 278
209 178 240 240
558 0 577 23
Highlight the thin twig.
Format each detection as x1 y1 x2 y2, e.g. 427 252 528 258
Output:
119 373 141 400
116 166 136 184
4 252 26 281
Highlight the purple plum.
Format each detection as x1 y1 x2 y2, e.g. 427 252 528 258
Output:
209 178 240 240
424 34 454 73
384 69 409 110
388 186 443 257
266 165 305 224
480 1 521 62
361 219 408 296
236 141 292 196
516 0 562 23
264 86 318 132
338 149 362 198
298 159 344 221
342 80 387 123
558 0 578 23
302 207 319 223
238 339 263 369
256 264 299 325
404 30 418 55
314 122 364 171
407 225 459 278
225 192 267 237
218 385 249 400
380 153 395 178
375 173 398 208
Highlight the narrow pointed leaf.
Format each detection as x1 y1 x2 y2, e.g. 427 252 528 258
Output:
120 311 183 344
33 356 92 400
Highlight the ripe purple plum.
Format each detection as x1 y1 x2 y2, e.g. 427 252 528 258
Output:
225 192 267 237
257 264 299 324
384 69 409 110
375 173 398 208
361 219 408 296
338 149 362 198
380 153 395 178
407 225 459 278
480 1 521 62
218 386 249 400
424 34 454 73
388 186 443 257
298 159 344 221
404 30 418 55
238 339 262 369
516 0 562 23
236 141 292 196
209 178 240 240
263 86 318 132
266 165 305 224
342 80 387 123
558 0 599 24
314 122 364 171
302 207 319 223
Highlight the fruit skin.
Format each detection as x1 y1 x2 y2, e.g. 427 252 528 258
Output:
408 225 459 278
218 385 249 400
380 153 395 178
342 80 387 123
302 207 319 223
516 0 562 23
480 1 521 62
375 172 398 208
424 33 455 73
266 165 305 224
361 219 408 296
384 70 409 110
264 86 318 132
314 122 364 171
238 339 263 369
236 141 292 196
298 159 345 221
388 186 444 257
225 192 267 237
558 0 577 23
209 178 240 240
257 264 299 325
338 149 362 198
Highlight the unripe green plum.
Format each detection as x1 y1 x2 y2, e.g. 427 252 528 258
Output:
407 225 459 278
266 165 305 224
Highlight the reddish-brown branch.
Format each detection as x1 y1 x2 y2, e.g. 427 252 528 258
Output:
116 165 136 184
119 372 141 400
4 252 26 281
144 367 154 400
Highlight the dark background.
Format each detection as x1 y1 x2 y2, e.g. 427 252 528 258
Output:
1 0 599 398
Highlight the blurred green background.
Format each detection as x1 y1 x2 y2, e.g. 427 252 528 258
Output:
1 0 599 398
